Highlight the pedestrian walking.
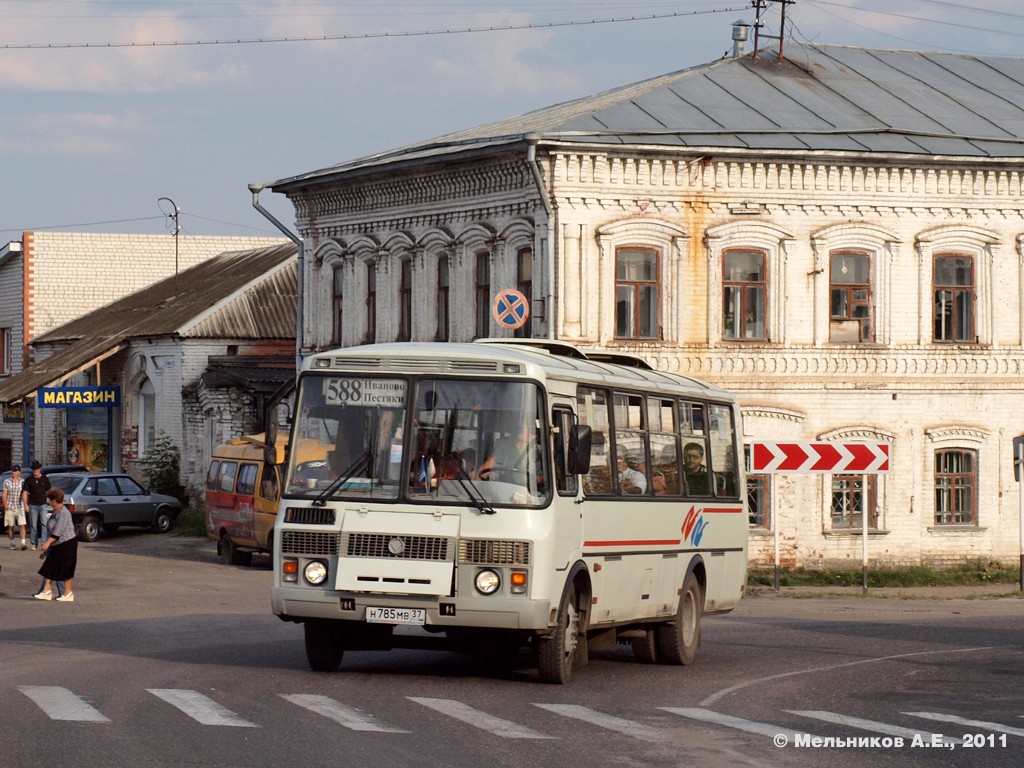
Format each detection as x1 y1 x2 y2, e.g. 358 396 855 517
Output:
3 464 27 550
21 460 51 551
34 487 77 602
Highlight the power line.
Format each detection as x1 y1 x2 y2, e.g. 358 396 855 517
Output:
0 216 163 236
805 0 1024 41
0 6 749 49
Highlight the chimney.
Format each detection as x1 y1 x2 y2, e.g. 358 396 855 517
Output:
731 20 750 58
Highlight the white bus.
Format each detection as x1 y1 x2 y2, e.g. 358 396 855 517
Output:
270 340 747 683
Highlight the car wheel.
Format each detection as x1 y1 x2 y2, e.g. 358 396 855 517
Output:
537 582 580 684
219 532 252 566
304 620 345 672
655 570 703 665
79 514 101 543
151 508 173 534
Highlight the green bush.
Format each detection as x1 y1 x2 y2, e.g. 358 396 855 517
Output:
174 506 207 537
748 561 1020 587
140 432 185 504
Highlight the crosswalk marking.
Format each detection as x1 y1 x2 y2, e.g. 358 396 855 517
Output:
904 711 1024 738
661 707 817 740
787 710 957 745
280 694 409 733
147 689 258 727
534 703 660 739
408 697 553 739
18 686 110 722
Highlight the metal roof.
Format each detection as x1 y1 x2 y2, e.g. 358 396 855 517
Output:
0 243 297 403
272 42 1024 189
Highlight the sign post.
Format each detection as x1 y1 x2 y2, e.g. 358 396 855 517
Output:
750 440 891 592
1013 436 1024 593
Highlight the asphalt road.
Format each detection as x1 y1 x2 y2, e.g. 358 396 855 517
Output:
1 532 1022 768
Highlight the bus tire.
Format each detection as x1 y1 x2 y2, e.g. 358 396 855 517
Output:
631 630 659 664
219 533 252 566
304 620 344 672
656 571 703 665
537 583 580 684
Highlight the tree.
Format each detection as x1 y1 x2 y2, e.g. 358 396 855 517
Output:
140 431 184 502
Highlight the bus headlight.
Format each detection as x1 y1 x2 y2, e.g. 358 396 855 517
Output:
304 560 329 586
474 569 501 595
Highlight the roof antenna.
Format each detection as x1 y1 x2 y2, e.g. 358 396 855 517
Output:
752 0 792 61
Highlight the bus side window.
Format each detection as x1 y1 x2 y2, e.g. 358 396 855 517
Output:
259 463 280 501
206 460 220 491
237 463 257 496
577 386 612 495
552 406 579 496
218 461 239 493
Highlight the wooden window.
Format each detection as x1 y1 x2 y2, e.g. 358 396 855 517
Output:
933 254 974 342
615 247 659 338
331 266 344 346
475 252 490 339
723 249 766 340
365 262 376 344
831 474 878 529
398 258 412 342
830 251 872 342
436 255 449 342
514 247 533 338
935 449 976 524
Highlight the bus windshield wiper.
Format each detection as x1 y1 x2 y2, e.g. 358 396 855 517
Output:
444 452 496 515
312 452 369 507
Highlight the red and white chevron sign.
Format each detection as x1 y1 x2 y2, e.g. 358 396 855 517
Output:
750 441 891 474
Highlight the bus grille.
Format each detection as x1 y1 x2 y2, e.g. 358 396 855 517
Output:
284 507 337 525
282 531 340 556
459 539 531 566
345 533 449 561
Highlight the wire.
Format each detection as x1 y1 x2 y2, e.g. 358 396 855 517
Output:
0 5 750 49
0 216 164 236
805 0 1024 41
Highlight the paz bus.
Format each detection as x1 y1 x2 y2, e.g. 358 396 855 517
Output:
269 340 747 683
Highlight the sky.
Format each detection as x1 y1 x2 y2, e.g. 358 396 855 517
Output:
2 0 1024 242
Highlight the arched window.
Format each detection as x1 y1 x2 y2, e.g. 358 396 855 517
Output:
436 255 450 342
514 247 533 338
331 264 344 346
934 448 977 525
398 258 412 342
139 378 156 456
723 249 766 340
365 261 377 344
615 246 659 339
830 251 872 342
933 254 974 343
475 252 490 339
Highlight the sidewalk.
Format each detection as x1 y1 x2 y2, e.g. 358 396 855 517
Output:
746 583 1023 599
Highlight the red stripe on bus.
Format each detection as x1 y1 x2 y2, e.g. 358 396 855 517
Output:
583 539 682 547
703 507 743 514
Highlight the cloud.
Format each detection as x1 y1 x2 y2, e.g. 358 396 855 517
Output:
0 109 153 155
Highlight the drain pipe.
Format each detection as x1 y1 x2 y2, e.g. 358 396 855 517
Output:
525 138 555 339
248 183 304 374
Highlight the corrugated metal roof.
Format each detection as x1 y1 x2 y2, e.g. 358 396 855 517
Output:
34 243 297 344
272 42 1024 189
0 244 297 403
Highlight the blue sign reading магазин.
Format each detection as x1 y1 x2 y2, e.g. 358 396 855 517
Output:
38 386 121 409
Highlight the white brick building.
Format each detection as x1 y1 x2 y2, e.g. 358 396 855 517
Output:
0 231 287 465
266 43 1024 568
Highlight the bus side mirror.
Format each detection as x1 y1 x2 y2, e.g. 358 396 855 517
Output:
264 419 278 467
568 424 592 475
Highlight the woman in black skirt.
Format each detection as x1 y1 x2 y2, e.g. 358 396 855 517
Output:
34 487 77 602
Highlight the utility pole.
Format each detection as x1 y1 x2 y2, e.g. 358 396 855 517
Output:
752 0 793 61
158 197 180 296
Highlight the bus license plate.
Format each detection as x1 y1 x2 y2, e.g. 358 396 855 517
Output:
365 606 425 626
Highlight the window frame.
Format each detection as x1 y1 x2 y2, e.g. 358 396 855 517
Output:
397 257 413 342
514 247 533 339
934 448 977 525
932 253 975 343
614 246 661 340
723 248 768 341
474 251 491 339
829 250 873 343
830 474 879 530
436 255 450 342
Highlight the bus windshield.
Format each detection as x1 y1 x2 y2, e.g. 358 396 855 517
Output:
284 374 549 507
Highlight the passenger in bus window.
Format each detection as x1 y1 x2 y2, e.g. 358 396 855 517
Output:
616 448 647 494
683 442 709 495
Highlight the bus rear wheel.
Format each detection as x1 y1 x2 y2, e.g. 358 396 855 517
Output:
656 572 703 665
537 584 580 684
304 620 345 672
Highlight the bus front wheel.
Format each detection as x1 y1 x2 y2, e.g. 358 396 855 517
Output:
656 571 703 665
304 620 345 672
537 585 579 684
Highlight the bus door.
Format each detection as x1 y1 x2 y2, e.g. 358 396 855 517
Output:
550 401 582 566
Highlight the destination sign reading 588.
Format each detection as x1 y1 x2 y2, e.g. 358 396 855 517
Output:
323 378 407 406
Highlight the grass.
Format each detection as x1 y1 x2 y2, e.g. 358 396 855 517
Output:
748 561 1021 588
173 506 207 538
